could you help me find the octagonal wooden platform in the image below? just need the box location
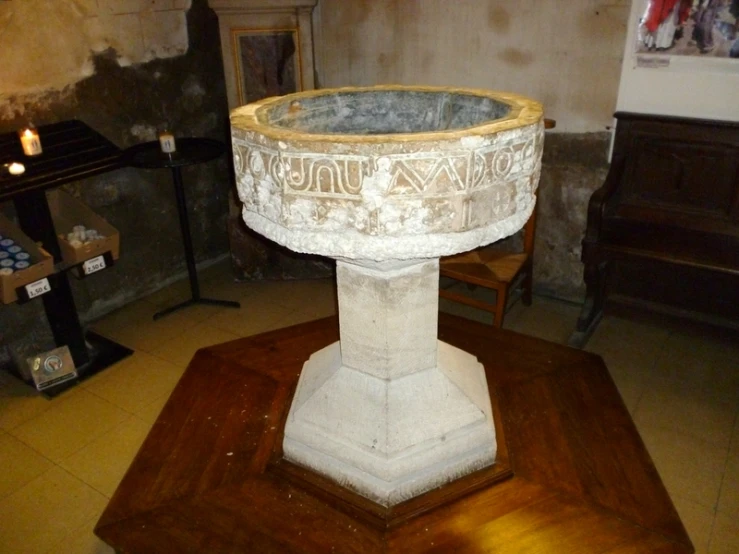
[95,314,693,553]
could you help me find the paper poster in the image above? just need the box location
[636,0,739,58]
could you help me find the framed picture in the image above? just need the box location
[231,29,302,106]
[636,0,739,58]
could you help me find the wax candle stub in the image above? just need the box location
[66,224,104,247]
[19,127,42,156]
[8,162,25,175]
[159,131,176,153]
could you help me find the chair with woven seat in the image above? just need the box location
[439,207,537,328]
[439,118,554,328]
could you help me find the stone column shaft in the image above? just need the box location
[337,259,439,380]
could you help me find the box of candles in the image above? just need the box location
[0,214,54,304]
[47,189,120,266]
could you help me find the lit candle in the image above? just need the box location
[19,127,43,156]
[8,162,25,175]
[159,130,176,153]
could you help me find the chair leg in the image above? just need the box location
[493,285,507,328]
[522,264,533,306]
[576,260,608,333]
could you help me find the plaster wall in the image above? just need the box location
[314,0,631,134]
[0,0,191,100]
[0,0,231,349]
[314,0,626,300]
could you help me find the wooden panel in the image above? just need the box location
[608,259,739,323]
[618,133,739,219]
[96,315,693,553]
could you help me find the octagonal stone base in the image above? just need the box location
[284,340,496,507]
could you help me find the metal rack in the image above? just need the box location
[0,120,132,396]
[124,138,240,319]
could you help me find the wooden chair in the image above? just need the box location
[439,118,554,328]
[439,207,538,328]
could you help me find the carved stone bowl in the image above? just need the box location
[230,85,544,261]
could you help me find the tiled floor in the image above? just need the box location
[0,261,737,553]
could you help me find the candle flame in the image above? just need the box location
[23,129,34,138]
[8,162,25,175]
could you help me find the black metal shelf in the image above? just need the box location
[0,120,122,201]
[124,138,240,320]
[1,120,132,395]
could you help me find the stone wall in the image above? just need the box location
[537,133,611,301]
[0,0,232,344]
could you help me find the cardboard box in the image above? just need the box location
[47,189,120,265]
[0,214,55,304]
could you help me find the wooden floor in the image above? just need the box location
[95,314,693,553]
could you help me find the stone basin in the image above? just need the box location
[230,85,544,261]
[230,86,544,507]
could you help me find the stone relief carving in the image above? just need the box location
[232,120,543,238]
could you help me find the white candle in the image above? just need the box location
[159,131,176,153]
[8,162,25,175]
[19,128,42,156]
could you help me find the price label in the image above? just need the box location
[82,255,106,275]
[25,278,51,299]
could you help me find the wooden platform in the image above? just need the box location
[95,315,693,553]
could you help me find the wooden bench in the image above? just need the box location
[570,112,739,346]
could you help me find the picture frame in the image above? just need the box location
[231,28,303,106]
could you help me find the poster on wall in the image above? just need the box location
[616,0,739,121]
[635,0,739,59]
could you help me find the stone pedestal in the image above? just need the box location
[230,85,544,505]
[284,259,496,505]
